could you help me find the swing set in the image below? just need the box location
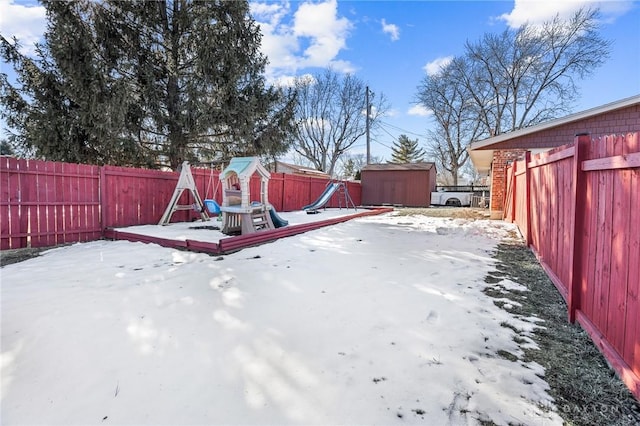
[158,161,222,226]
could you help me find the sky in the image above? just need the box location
[1,210,565,425]
[1,0,639,163]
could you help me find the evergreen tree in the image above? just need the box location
[390,134,425,163]
[0,139,14,156]
[340,158,356,180]
[1,0,295,169]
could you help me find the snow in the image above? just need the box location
[1,211,563,425]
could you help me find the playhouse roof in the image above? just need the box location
[221,157,270,180]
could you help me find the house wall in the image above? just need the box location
[362,169,434,207]
[493,104,640,150]
[488,104,640,217]
[490,150,526,218]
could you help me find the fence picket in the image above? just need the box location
[505,132,640,400]
[606,136,630,353]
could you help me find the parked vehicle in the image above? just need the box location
[430,190,473,207]
[430,185,489,208]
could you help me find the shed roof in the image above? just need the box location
[221,157,270,180]
[362,162,436,171]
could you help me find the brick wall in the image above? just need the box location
[490,149,526,218]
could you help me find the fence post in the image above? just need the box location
[568,134,590,322]
[510,161,517,222]
[525,151,532,246]
[279,173,284,211]
[99,166,107,234]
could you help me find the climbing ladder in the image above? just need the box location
[243,208,273,234]
[158,161,208,225]
[222,205,274,235]
[336,182,357,210]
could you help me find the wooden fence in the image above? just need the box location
[503,132,640,400]
[1,157,361,250]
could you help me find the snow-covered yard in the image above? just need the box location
[1,212,563,425]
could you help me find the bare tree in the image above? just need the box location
[463,7,610,135]
[293,69,388,176]
[337,152,383,180]
[416,7,610,183]
[418,58,483,185]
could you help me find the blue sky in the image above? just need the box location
[1,0,639,162]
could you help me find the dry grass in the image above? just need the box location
[488,241,640,425]
[0,246,51,266]
[393,206,491,220]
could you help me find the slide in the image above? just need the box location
[268,205,289,228]
[302,183,341,212]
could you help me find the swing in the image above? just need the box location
[203,166,222,215]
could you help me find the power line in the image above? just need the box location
[377,125,399,149]
[378,120,429,139]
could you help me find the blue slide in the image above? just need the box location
[302,183,341,212]
[268,205,289,228]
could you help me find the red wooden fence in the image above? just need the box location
[503,132,640,400]
[1,158,361,250]
[1,157,101,249]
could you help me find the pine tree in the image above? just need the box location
[390,134,426,163]
[1,1,149,165]
[1,0,295,168]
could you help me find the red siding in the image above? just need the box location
[492,104,640,151]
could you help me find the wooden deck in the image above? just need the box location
[104,207,393,255]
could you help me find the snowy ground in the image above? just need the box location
[1,211,563,425]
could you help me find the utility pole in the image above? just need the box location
[366,86,371,165]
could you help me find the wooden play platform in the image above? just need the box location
[104,207,393,255]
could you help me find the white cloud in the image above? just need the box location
[408,105,432,117]
[498,0,635,28]
[385,109,399,118]
[381,18,399,41]
[0,0,46,56]
[423,56,453,76]
[250,1,289,25]
[272,74,298,88]
[293,0,352,67]
[251,0,354,82]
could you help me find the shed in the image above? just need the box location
[468,95,640,218]
[361,162,437,207]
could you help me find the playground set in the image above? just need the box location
[157,157,358,236]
